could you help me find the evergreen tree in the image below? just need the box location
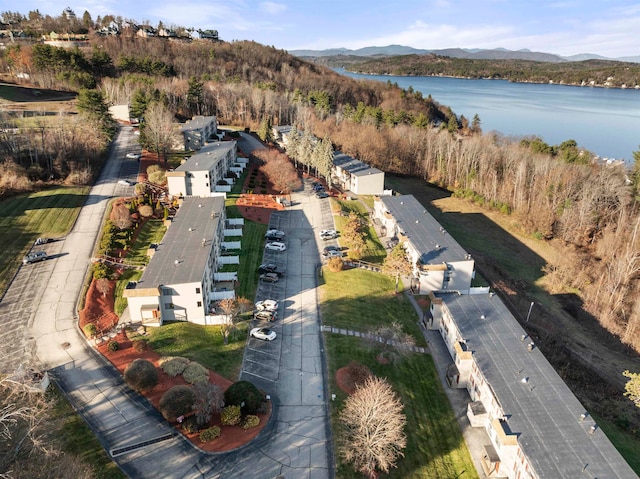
[187,76,204,116]
[257,117,273,143]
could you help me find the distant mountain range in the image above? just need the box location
[289,45,640,64]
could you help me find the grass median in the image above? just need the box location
[320,267,477,478]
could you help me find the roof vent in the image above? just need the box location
[520,334,526,342]
[480,314,486,320]
[589,424,598,435]
[520,377,529,384]
[188,227,193,232]
[416,220,419,223]
[580,412,589,421]
[527,342,535,351]
[400,201,404,205]
[201,238,206,247]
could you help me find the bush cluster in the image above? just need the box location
[220,405,242,426]
[199,426,221,442]
[132,339,147,352]
[83,323,97,338]
[107,340,119,351]
[124,358,158,392]
[224,381,263,414]
[181,416,199,434]
[182,361,209,385]
[242,415,260,430]
[159,385,196,421]
[159,356,190,377]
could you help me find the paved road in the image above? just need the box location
[1,128,335,478]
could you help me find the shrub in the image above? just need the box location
[83,323,97,338]
[159,385,196,422]
[242,415,260,430]
[132,339,147,352]
[181,416,199,434]
[220,405,241,426]
[124,358,159,392]
[107,340,119,351]
[199,426,221,442]
[193,382,224,427]
[346,361,373,389]
[182,361,209,385]
[138,204,154,218]
[327,257,344,272]
[93,263,112,280]
[159,356,190,377]
[224,381,263,414]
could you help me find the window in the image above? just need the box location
[196,287,201,294]
[161,287,171,295]
[197,301,202,307]
[164,303,174,309]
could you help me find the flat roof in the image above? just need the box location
[438,292,637,478]
[333,152,383,177]
[176,141,236,172]
[134,196,224,288]
[180,115,216,132]
[381,195,469,264]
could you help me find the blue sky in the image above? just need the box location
[9,0,640,57]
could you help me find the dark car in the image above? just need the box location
[316,191,329,199]
[254,310,277,322]
[260,272,280,283]
[258,263,277,273]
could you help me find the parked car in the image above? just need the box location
[125,152,141,159]
[23,251,47,265]
[260,272,280,283]
[258,263,277,273]
[254,310,277,322]
[316,191,329,199]
[322,245,340,256]
[319,229,337,240]
[265,229,285,237]
[250,327,277,341]
[118,179,134,186]
[34,237,52,245]
[265,230,285,241]
[255,299,279,311]
[312,184,324,191]
[325,250,343,259]
[265,242,286,252]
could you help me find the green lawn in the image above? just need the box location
[0,186,89,295]
[320,268,425,345]
[321,267,477,479]
[50,385,126,479]
[147,321,249,380]
[124,219,167,266]
[331,199,386,263]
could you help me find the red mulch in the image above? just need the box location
[97,333,270,452]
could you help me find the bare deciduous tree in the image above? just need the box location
[110,201,132,230]
[382,244,413,294]
[368,321,416,364]
[141,101,179,163]
[339,376,407,478]
[193,382,225,427]
[95,277,111,297]
[216,297,251,344]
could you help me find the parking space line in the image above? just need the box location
[242,370,277,383]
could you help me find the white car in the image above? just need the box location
[250,327,277,341]
[126,152,141,159]
[265,242,286,252]
[320,229,337,237]
[265,229,285,237]
[255,299,278,311]
[118,179,134,186]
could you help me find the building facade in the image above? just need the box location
[332,152,385,195]
[373,195,475,294]
[180,115,218,151]
[427,291,637,479]
[123,197,241,326]
[166,141,240,197]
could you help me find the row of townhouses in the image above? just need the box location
[372,193,636,479]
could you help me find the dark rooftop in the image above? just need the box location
[176,141,236,172]
[135,196,224,287]
[333,152,383,177]
[438,292,637,478]
[381,195,469,264]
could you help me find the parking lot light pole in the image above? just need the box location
[526,301,534,322]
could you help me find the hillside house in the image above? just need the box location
[428,291,637,478]
[332,152,385,195]
[373,195,475,293]
[166,141,245,197]
[181,115,218,151]
[123,196,243,326]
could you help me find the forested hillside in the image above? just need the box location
[1,11,640,435]
[319,53,640,88]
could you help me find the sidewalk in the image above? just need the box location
[404,292,491,479]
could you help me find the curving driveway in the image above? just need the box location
[0,128,335,478]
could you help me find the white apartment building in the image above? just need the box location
[332,152,385,195]
[180,115,218,151]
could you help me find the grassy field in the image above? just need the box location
[0,186,89,295]
[331,198,386,263]
[321,268,477,479]
[320,268,425,345]
[123,218,167,265]
[147,321,249,380]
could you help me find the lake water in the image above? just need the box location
[336,69,640,162]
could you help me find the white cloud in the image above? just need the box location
[260,2,287,14]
